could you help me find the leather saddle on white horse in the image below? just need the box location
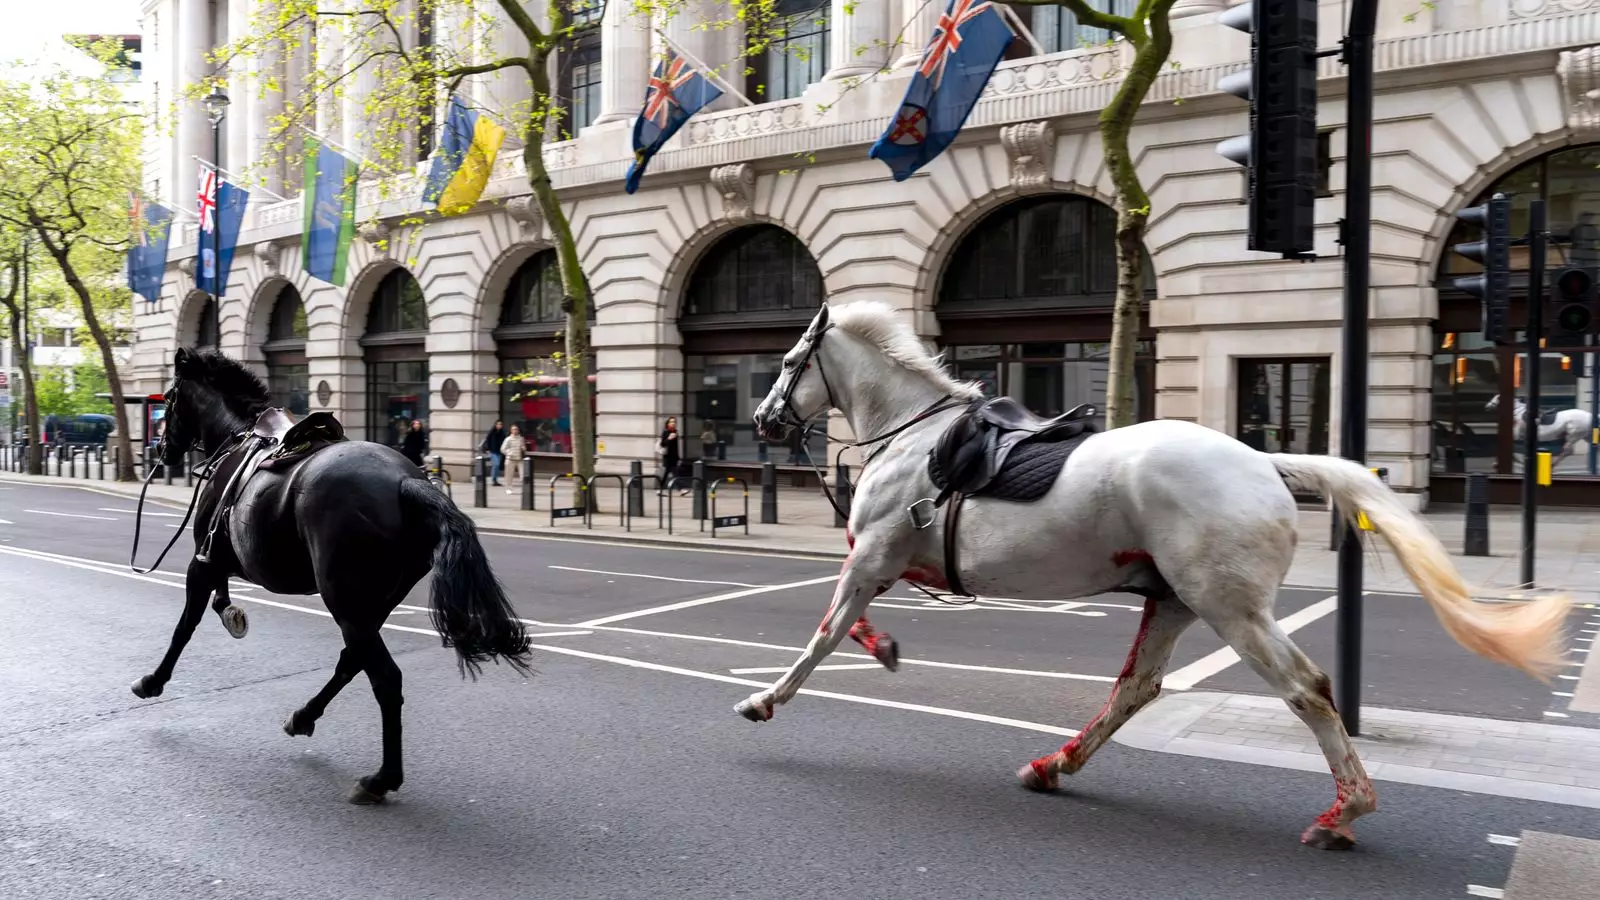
[927,396,1099,509]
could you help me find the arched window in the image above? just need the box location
[936,195,1156,426]
[264,284,309,416]
[360,268,428,449]
[683,224,823,322]
[680,225,826,465]
[194,295,220,350]
[366,268,427,335]
[1431,143,1600,483]
[494,250,596,455]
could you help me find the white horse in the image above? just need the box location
[1486,393,1593,470]
[741,301,1570,850]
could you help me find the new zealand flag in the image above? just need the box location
[625,49,723,194]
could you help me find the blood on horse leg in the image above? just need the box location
[849,616,899,671]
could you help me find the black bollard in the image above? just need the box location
[761,462,778,524]
[98,445,105,480]
[521,457,534,511]
[112,444,121,480]
[692,459,707,520]
[185,449,196,486]
[1464,472,1490,557]
[164,446,173,485]
[627,460,644,518]
[757,440,769,463]
[834,462,852,528]
[717,440,727,461]
[68,447,77,479]
[473,455,488,508]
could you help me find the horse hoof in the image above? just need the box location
[346,779,387,805]
[130,675,162,700]
[283,712,315,738]
[219,605,249,639]
[1017,762,1058,793]
[735,697,773,723]
[1301,824,1356,851]
[873,636,900,672]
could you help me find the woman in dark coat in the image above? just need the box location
[401,419,428,467]
[657,416,682,495]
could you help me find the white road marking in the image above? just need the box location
[579,622,1116,683]
[1466,886,1505,899]
[24,509,117,521]
[100,507,184,518]
[1163,595,1344,691]
[574,575,840,627]
[1543,711,1571,718]
[0,543,1076,738]
[1487,833,1521,847]
[0,518,11,525]
[1560,674,1580,681]
[548,565,762,588]
[729,663,885,675]
[1553,691,1575,698]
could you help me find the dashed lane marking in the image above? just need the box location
[1488,834,1522,847]
[99,507,184,518]
[1466,886,1504,898]
[24,509,117,521]
[574,575,840,627]
[728,663,883,674]
[547,565,763,588]
[1162,595,1344,691]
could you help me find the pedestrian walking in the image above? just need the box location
[501,425,526,494]
[657,416,685,496]
[483,419,507,486]
[401,419,428,467]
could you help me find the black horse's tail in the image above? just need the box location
[399,478,534,679]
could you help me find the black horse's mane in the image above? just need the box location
[185,348,272,421]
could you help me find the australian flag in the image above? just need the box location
[869,0,1013,181]
[625,49,723,194]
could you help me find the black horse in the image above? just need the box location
[131,347,533,803]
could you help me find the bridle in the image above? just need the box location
[128,377,243,575]
[769,322,965,522]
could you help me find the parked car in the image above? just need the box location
[41,413,114,446]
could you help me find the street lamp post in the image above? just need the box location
[202,87,230,320]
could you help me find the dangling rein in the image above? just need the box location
[128,435,243,575]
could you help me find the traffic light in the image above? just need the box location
[1215,0,1319,257]
[1451,193,1511,344]
[1551,265,1598,336]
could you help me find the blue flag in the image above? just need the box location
[302,137,358,286]
[625,49,723,194]
[869,0,1013,181]
[199,180,249,296]
[127,193,173,305]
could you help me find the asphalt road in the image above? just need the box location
[1,479,1596,899]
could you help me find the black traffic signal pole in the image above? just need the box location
[1335,0,1378,738]
[1522,200,1546,587]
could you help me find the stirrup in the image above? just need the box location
[906,498,938,530]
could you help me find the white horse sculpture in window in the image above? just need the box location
[742,301,1570,851]
[1486,393,1593,471]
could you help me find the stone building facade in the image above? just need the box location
[129,0,1600,507]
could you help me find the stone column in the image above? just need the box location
[227,0,253,181]
[176,0,212,205]
[1170,0,1228,18]
[483,1,533,148]
[893,0,940,69]
[252,6,289,197]
[825,0,890,81]
[593,0,652,124]
[315,1,345,146]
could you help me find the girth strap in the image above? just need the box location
[195,436,274,563]
[942,492,974,599]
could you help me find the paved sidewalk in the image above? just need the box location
[5,465,1600,597]
[1113,691,1600,810]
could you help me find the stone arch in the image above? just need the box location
[242,275,295,372]
[657,214,810,326]
[339,259,405,354]
[917,184,1140,318]
[175,289,220,350]
[1424,133,1586,278]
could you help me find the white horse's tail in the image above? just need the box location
[1269,453,1571,683]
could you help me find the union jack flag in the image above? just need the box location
[197,167,218,232]
[643,56,697,129]
[130,190,148,247]
[918,0,995,90]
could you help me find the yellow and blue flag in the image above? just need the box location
[625,49,722,194]
[423,94,506,215]
[869,0,1013,181]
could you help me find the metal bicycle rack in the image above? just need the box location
[548,473,588,526]
[662,475,703,535]
[585,474,627,530]
[708,477,749,537]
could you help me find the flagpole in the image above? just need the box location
[653,30,756,108]
[191,155,291,202]
[996,6,1045,57]
[300,127,378,169]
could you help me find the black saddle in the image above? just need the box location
[1538,408,1560,427]
[256,411,348,472]
[928,397,1099,506]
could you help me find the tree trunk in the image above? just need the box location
[1106,209,1146,429]
[526,56,596,508]
[2,283,42,475]
[35,229,135,480]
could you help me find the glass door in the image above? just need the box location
[1236,358,1332,454]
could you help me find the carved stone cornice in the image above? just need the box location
[254,239,282,273]
[358,222,391,256]
[710,163,756,221]
[999,120,1056,190]
[506,196,544,236]
[1558,44,1600,132]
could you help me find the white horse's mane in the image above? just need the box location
[828,300,985,400]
